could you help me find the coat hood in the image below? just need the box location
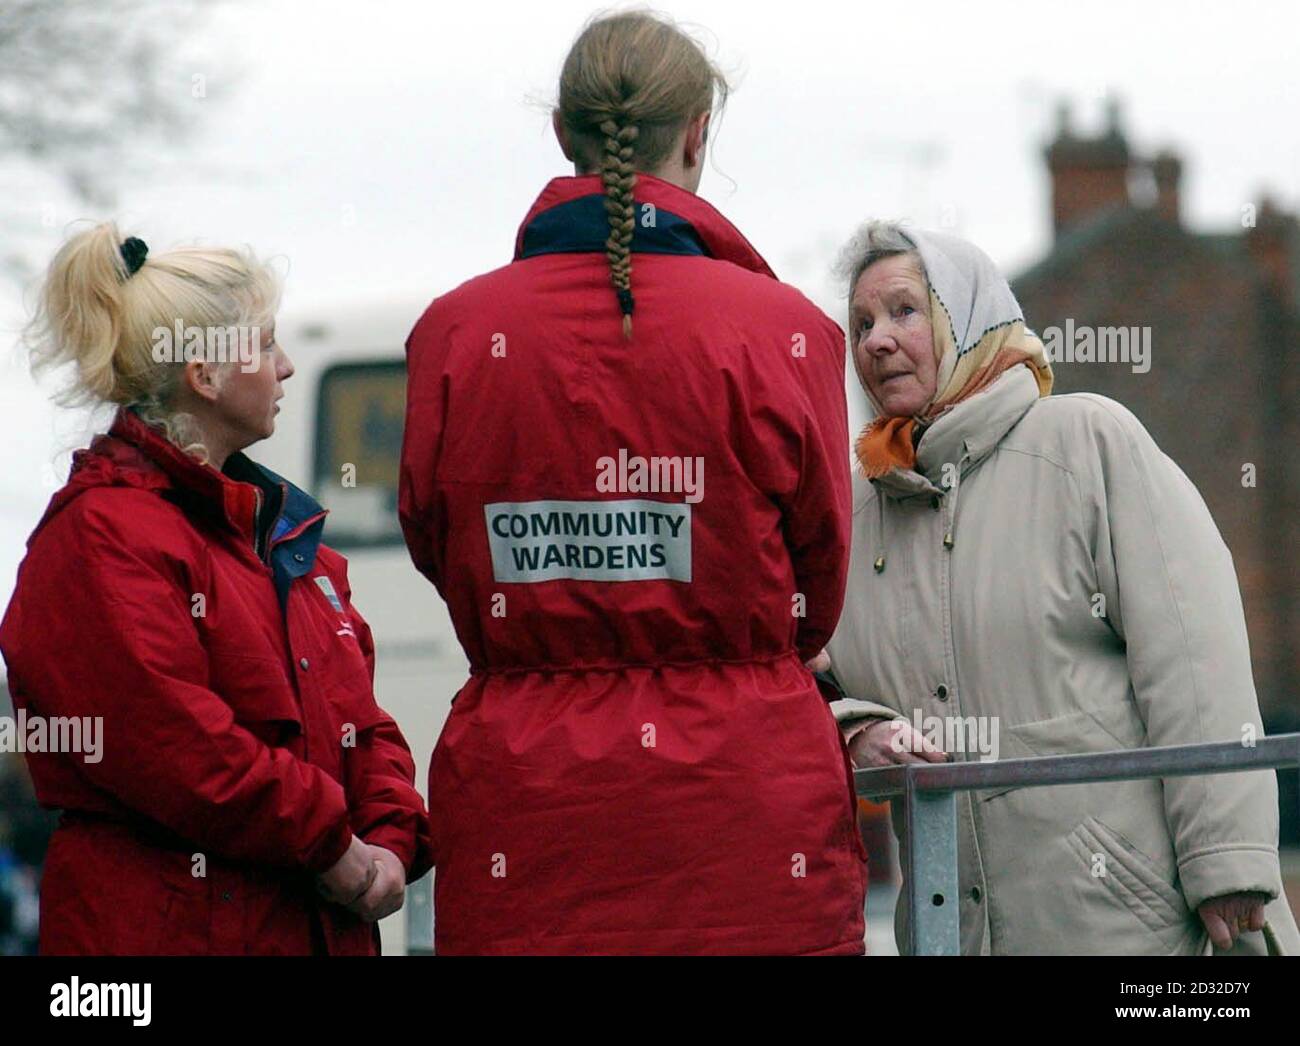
[873,365,1041,502]
[31,407,259,549]
[865,366,1041,573]
[29,408,329,604]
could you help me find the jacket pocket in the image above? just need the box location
[208,650,302,732]
[152,867,212,955]
[1067,814,1189,932]
[975,728,1035,801]
[977,700,1147,802]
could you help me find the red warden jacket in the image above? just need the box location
[400,173,867,954]
[0,407,433,955]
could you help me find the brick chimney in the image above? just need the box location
[1247,195,1298,308]
[1151,149,1182,225]
[1045,97,1131,238]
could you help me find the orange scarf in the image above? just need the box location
[855,415,919,479]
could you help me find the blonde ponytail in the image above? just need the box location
[28,222,136,406]
[26,221,282,463]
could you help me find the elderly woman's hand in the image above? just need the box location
[848,717,950,768]
[1198,891,1269,950]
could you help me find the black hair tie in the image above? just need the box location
[616,287,634,316]
[120,237,148,277]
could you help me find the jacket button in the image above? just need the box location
[299,657,309,671]
[873,556,885,573]
[942,532,954,550]
[222,890,233,902]
[293,553,305,563]
[970,885,982,902]
[936,684,949,701]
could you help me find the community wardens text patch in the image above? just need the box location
[484,499,691,583]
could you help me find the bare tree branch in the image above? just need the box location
[0,0,233,280]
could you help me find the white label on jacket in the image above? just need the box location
[484,499,691,583]
[314,575,344,612]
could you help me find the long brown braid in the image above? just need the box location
[600,118,639,339]
[556,12,730,342]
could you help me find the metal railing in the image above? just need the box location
[854,733,1300,955]
[402,733,1300,954]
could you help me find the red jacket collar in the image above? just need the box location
[513,174,776,278]
[31,407,261,548]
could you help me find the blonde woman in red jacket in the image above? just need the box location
[1,223,432,954]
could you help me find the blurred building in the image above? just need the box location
[1012,100,1299,739]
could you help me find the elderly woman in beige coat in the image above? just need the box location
[825,221,1300,956]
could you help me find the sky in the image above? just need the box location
[1,0,1297,619]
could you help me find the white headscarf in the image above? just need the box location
[854,226,1054,478]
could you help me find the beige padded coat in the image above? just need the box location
[828,365,1300,955]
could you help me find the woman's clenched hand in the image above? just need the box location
[347,845,407,923]
[317,834,378,908]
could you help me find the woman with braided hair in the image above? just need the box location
[400,10,866,953]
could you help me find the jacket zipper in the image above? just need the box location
[251,482,289,565]
[251,486,267,561]
[263,482,291,556]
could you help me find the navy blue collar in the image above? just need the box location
[224,453,327,611]
[513,175,775,276]
[519,193,708,260]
